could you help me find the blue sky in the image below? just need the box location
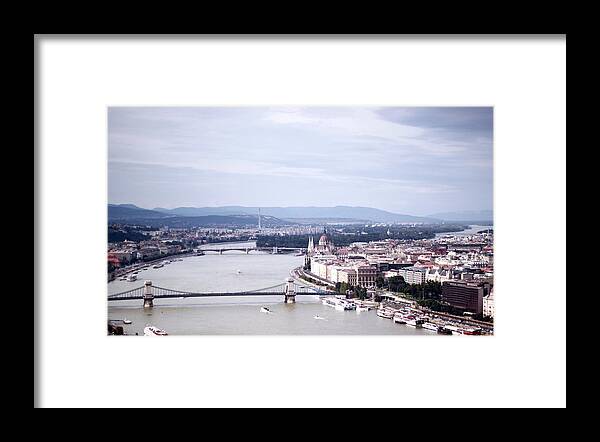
[108,107,493,216]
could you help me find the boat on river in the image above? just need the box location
[143,325,168,336]
[260,307,272,314]
[376,309,394,319]
[404,315,424,328]
[422,322,439,332]
[393,313,406,324]
[322,297,355,311]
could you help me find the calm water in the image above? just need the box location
[107,241,432,336]
[435,224,493,238]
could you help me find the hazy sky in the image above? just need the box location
[108,107,493,216]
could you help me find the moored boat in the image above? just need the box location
[393,313,406,324]
[143,325,168,336]
[404,315,424,328]
[322,297,355,310]
[422,322,439,332]
[437,326,453,335]
[376,309,394,319]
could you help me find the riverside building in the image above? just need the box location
[483,288,495,318]
[441,280,490,315]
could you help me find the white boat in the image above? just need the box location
[322,297,355,311]
[404,316,424,328]
[376,309,394,319]
[345,301,356,310]
[237,269,242,274]
[143,325,168,336]
[422,322,439,332]
[260,307,272,314]
[123,319,132,324]
[393,313,406,324]
[356,306,369,312]
[314,315,326,320]
[444,325,460,334]
[127,274,137,282]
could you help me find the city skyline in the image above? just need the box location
[108,106,493,216]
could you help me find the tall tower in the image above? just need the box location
[307,236,314,253]
[258,208,261,230]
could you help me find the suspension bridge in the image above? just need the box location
[107,279,332,307]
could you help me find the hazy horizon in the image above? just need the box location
[108,107,493,216]
[108,201,492,218]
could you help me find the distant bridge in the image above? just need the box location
[198,246,305,254]
[107,279,332,307]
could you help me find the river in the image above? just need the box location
[435,224,493,238]
[107,241,432,336]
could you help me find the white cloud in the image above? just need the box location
[108,106,492,213]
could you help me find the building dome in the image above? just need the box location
[319,234,329,246]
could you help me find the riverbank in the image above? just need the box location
[291,266,336,290]
[290,267,493,334]
[108,250,198,282]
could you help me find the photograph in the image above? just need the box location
[36,34,566,408]
[107,106,494,336]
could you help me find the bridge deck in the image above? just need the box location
[108,282,332,301]
[108,292,325,301]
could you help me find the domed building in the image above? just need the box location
[307,228,335,255]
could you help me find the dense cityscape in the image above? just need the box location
[108,213,494,336]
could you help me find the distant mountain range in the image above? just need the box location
[108,204,492,225]
[108,204,171,220]
[107,205,286,227]
[135,214,287,228]
[150,205,438,224]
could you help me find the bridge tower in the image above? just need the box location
[143,280,154,308]
[284,277,296,303]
